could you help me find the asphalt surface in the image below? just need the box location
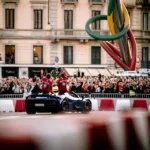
[0,112,89,120]
[0,112,91,150]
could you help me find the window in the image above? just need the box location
[63,46,73,64]
[5,45,15,64]
[33,46,43,64]
[143,13,148,30]
[64,10,73,29]
[5,9,15,29]
[34,10,43,29]
[64,10,73,35]
[91,46,101,64]
[142,47,149,68]
[92,10,101,30]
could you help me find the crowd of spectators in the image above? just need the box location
[0,73,150,97]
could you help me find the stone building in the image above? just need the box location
[0,0,149,77]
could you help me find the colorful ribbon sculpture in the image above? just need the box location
[86,0,137,71]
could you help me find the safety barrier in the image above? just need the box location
[99,99,115,111]
[115,99,131,111]
[0,94,23,99]
[0,93,150,112]
[1,111,150,150]
[0,100,14,112]
[1,93,150,99]
[15,99,26,112]
[0,98,149,112]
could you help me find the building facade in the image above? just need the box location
[0,0,150,77]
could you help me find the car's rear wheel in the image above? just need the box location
[26,108,36,114]
[62,99,69,112]
[84,100,92,113]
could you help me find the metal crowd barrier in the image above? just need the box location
[0,94,23,99]
[90,93,150,98]
[0,93,150,99]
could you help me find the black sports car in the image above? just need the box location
[25,92,92,114]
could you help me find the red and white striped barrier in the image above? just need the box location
[0,111,150,150]
[15,99,26,112]
[0,99,150,112]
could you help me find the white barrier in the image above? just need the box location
[115,99,131,111]
[91,99,99,111]
[0,112,150,150]
[0,100,14,112]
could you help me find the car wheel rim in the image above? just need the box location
[85,101,91,111]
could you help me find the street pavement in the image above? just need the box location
[0,112,89,120]
[0,112,91,150]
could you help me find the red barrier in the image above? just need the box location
[0,137,38,150]
[15,100,26,112]
[132,100,148,111]
[99,99,114,111]
[87,112,150,150]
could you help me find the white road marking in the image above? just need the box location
[0,116,20,120]
[50,116,66,119]
[21,116,44,119]
[0,114,89,120]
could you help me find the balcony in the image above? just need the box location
[0,29,51,39]
[132,29,150,40]
[123,0,136,7]
[136,0,150,6]
[1,0,20,5]
[89,0,105,6]
[61,0,78,6]
[30,0,47,4]
[51,29,109,41]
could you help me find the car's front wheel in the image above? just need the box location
[84,99,92,113]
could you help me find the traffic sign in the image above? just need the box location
[55,56,59,63]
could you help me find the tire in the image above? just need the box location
[84,100,92,113]
[26,108,36,114]
[51,111,59,114]
[61,99,69,112]
[51,109,60,114]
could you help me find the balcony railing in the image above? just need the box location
[89,0,105,5]
[61,0,78,5]
[141,61,150,68]
[1,0,20,4]
[123,0,136,7]
[136,0,150,6]
[0,29,51,39]
[51,29,109,40]
[132,29,150,39]
[30,0,48,4]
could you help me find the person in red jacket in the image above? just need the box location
[41,70,53,94]
[57,74,68,95]
[57,67,68,80]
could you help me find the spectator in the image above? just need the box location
[0,72,150,96]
